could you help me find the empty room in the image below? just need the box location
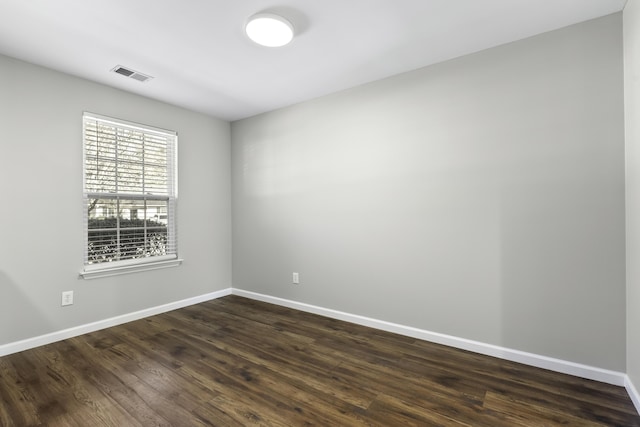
[1,0,640,425]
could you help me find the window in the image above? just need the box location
[81,113,180,279]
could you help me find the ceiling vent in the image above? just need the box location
[111,65,153,83]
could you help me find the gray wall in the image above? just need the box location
[232,14,626,371]
[0,54,231,345]
[625,0,640,391]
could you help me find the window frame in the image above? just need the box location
[80,112,181,279]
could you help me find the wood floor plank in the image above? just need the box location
[160,308,380,412]
[365,392,477,427]
[0,295,638,426]
[165,330,370,425]
[0,357,42,426]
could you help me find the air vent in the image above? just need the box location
[111,65,153,83]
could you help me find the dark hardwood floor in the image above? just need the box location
[0,295,638,426]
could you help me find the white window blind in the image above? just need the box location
[82,113,179,277]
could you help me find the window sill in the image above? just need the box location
[80,257,183,280]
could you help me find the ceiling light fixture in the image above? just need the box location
[245,13,294,47]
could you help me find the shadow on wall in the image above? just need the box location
[0,270,49,347]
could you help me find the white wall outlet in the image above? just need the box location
[292,272,300,284]
[61,290,74,306]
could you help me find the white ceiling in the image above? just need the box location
[0,0,627,121]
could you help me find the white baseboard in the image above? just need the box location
[627,375,640,415]
[0,286,633,402]
[0,288,232,357]
[232,288,627,387]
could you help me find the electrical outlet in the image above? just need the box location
[292,272,300,285]
[61,290,74,306]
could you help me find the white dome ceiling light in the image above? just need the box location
[245,13,294,47]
